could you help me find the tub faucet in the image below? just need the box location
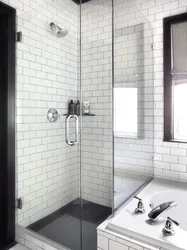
[148,201,177,221]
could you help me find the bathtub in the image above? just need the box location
[107,178,187,250]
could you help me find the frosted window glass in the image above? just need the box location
[174,83,187,140]
[114,88,137,137]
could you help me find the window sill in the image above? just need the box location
[163,139,187,144]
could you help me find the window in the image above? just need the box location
[164,13,187,142]
[114,87,138,137]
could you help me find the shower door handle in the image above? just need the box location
[65,114,78,146]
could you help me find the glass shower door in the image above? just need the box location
[16,0,82,249]
[80,0,113,249]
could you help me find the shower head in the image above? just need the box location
[50,22,68,37]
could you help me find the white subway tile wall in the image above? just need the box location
[81,0,154,209]
[131,0,187,181]
[82,0,187,188]
[2,0,187,233]
[114,9,154,181]
[1,0,80,226]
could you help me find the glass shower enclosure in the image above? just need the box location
[16,0,154,249]
[113,0,154,209]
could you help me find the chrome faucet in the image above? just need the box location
[148,201,177,221]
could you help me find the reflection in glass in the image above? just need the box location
[113,1,154,210]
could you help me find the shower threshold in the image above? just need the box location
[28,199,111,250]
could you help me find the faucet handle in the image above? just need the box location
[134,196,145,214]
[167,217,180,226]
[134,195,142,201]
[162,217,179,236]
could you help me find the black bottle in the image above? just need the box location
[76,100,80,115]
[69,100,75,114]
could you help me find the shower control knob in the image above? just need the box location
[47,109,59,122]
[134,196,145,214]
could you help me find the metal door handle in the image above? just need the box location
[65,115,78,146]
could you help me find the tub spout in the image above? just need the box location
[148,201,177,221]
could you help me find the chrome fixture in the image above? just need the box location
[134,196,145,214]
[162,217,179,236]
[47,109,59,122]
[148,201,177,221]
[50,22,68,37]
[65,114,78,146]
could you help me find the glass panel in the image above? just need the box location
[16,0,114,248]
[80,0,113,248]
[17,0,82,249]
[113,0,154,210]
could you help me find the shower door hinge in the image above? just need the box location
[16,31,22,42]
[16,197,23,209]
[151,44,154,50]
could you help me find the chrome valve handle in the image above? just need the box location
[134,196,142,201]
[134,196,145,214]
[162,217,179,236]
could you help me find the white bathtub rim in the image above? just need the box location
[107,223,184,250]
[105,178,187,250]
[98,221,162,250]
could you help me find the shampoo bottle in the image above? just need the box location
[76,100,80,115]
[69,100,75,114]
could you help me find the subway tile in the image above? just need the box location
[10,0,187,239]
[109,240,128,250]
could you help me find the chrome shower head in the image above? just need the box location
[50,22,68,37]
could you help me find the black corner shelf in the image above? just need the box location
[82,114,95,116]
[63,114,95,116]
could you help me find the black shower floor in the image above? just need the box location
[28,199,112,250]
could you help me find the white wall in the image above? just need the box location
[113,0,187,182]
[1,0,79,227]
[114,4,154,181]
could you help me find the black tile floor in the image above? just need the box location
[28,199,112,250]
